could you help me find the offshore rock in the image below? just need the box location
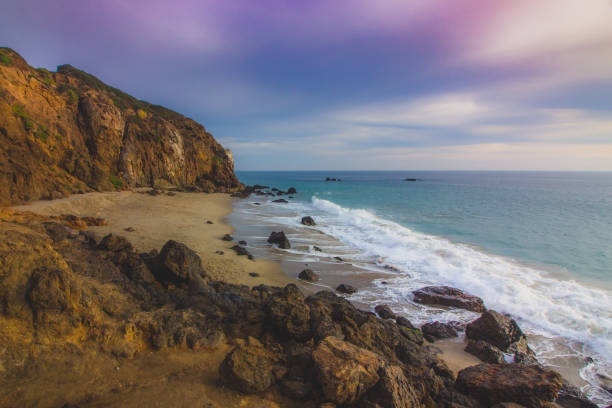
[267,231,291,249]
[301,216,316,226]
[298,269,319,282]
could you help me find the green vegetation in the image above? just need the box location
[11,104,29,119]
[54,133,63,141]
[33,124,48,142]
[109,175,124,189]
[64,184,73,193]
[24,119,34,131]
[57,84,79,103]
[36,67,56,86]
[0,53,11,66]
[213,156,224,166]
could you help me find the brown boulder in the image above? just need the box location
[298,268,319,282]
[375,304,396,320]
[421,321,458,340]
[97,233,133,252]
[313,336,384,405]
[219,344,287,393]
[301,216,316,226]
[365,364,419,408]
[152,240,207,288]
[266,284,311,341]
[465,310,525,351]
[456,363,563,407]
[412,286,485,312]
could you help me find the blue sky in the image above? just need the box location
[1,0,612,170]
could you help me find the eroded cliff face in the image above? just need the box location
[0,47,241,205]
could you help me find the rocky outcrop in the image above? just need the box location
[336,283,357,294]
[0,210,577,408]
[421,321,458,341]
[298,268,319,282]
[456,363,563,407]
[412,285,485,312]
[0,48,241,205]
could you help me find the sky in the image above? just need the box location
[1,0,612,170]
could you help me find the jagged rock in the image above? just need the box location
[272,199,288,203]
[266,284,311,340]
[42,221,71,243]
[421,321,458,340]
[97,233,133,252]
[466,310,524,351]
[456,363,563,407]
[375,304,396,320]
[219,344,286,393]
[313,336,384,405]
[267,231,291,249]
[364,364,419,408]
[313,246,322,252]
[335,284,357,294]
[298,269,319,282]
[27,268,79,318]
[412,286,485,312]
[301,216,316,226]
[222,234,233,241]
[152,240,207,288]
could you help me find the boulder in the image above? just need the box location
[280,380,313,400]
[219,344,286,393]
[555,382,599,408]
[456,363,563,407]
[152,240,207,288]
[238,240,247,246]
[42,222,71,243]
[287,187,297,194]
[267,231,291,249]
[313,246,322,252]
[222,234,233,241]
[364,364,419,408]
[298,269,319,282]
[375,304,396,320]
[313,336,384,405]
[464,339,506,364]
[335,284,357,294]
[231,245,250,256]
[301,216,316,226]
[396,316,417,330]
[421,321,458,340]
[465,310,525,351]
[266,284,311,340]
[412,286,485,312]
[97,233,133,252]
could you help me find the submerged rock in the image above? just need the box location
[412,285,485,312]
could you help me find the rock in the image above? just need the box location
[27,268,79,318]
[219,344,286,393]
[456,363,563,407]
[335,284,357,294]
[333,256,344,262]
[215,250,224,255]
[313,246,322,252]
[464,339,506,364]
[287,187,297,194]
[465,310,525,351]
[404,178,417,182]
[396,316,416,330]
[249,272,260,277]
[298,269,319,282]
[97,233,133,252]
[267,231,291,249]
[272,199,288,203]
[152,240,207,288]
[421,321,458,340]
[281,380,313,400]
[412,286,485,312]
[166,191,176,196]
[206,220,213,224]
[124,227,135,232]
[364,364,419,408]
[301,216,316,226]
[222,234,234,241]
[253,185,269,190]
[266,284,311,340]
[238,240,247,246]
[313,336,384,405]
[555,382,599,408]
[375,304,396,320]
[231,245,250,256]
[42,222,71,243]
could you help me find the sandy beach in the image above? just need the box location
[15,190,290,288]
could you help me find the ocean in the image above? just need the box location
[229,171,612,405]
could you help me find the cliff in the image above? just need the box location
[0,47,241,206]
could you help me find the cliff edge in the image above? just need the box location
[0,47,241,205]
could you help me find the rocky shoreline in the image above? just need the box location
[0,193,601,408]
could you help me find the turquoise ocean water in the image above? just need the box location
[234,171,612,403]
